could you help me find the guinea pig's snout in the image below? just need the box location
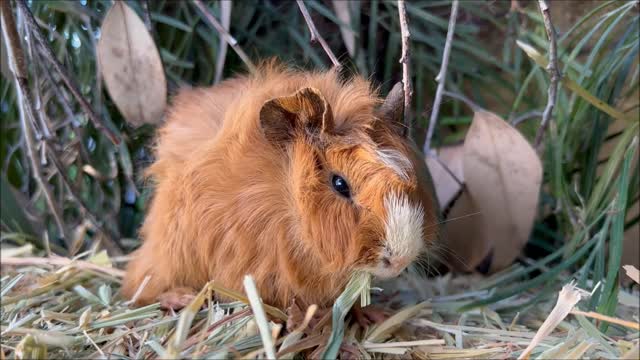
[370,252,413,279]
[384,255,411,274]
[370,192,425,279]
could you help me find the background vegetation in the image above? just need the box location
[1,0,638,358]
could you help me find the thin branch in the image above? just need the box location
[423,0,459,155]
[397,0,413,138]
[434,155,463,187]
[442,90,481,112]
[534,0,560,149]
[22,15,52,140]
[192,0,257,74]
[296,0,342,70]
[140,0,152,33]
[15,0,121,145]
[35,47,79,127]
[214,0,232,84]
[511,110,544,126]
[1,0,66,241]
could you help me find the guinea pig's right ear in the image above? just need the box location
[379,82,407,138]
[259,87,334,144]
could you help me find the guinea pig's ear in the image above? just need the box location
[379,82,407,138]
[259,87,334,144]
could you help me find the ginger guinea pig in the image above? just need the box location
[122,62,439,309]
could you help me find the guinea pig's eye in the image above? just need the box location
[331,174,351,198]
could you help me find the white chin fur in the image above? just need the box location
[383,192,425,260]
[369,265,405,279]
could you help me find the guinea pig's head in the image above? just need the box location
[259,80,439,280]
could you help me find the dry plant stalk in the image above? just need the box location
[570,310,640,330]
[534,0,561,149]
[192,0,256,73]
[397,0,412,136]
[518,282,584,359]
[424,0,459,154]
[296,0,342,70]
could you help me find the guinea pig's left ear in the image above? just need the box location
[379,82,407,138]
[259,87,334,144]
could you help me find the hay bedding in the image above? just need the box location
[1,247,638,359]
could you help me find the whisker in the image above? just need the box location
[428,243,472,270]
[425,211,482,230]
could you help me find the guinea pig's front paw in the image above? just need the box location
[157,287,197,311]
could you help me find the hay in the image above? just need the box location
[1,248,638,359]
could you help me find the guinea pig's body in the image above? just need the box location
[122,62,439,309]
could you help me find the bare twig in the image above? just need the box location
[32,48,76,123]
[22,15,52,140]
[140,0,152,33]
[511,110,544,126]
[1,0,66,240]
[534,0,560,149]
[192,0,257,74]
[423,0,459,155]
[397,0,413,137]
[296,0,342,70]
[15,0,121,145]
[442,90,481,112]
[214,0,232,84]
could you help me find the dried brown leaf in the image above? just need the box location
[440,189,490,272]
[463,110,542,272]
[97,1,166,126]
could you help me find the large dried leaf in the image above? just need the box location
[97,2,166,126]
[463,110,542,272]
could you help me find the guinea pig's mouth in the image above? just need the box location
[365,254,415,279]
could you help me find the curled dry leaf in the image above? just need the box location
[463,110,542,272]
[622,265,639,284]
[426,145,464,211]
[97,1,166,127]
[426,145,492,272]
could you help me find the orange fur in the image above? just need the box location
[122,61,439,309]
